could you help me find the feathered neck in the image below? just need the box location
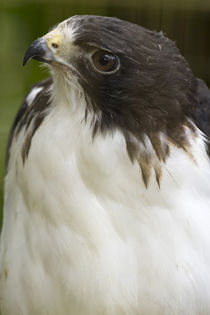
[49,71,209,189]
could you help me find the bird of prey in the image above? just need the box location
[0,15,210,315]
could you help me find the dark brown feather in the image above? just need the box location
[6,78,52,168]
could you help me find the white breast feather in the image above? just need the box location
[0,78,210,315]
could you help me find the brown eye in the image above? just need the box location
[91,50,119,73]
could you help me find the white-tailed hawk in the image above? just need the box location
[0,15,210,315]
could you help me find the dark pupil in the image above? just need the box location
[92,50,118,72]
[99,54,111,66]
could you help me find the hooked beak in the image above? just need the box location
[23,37,56,66]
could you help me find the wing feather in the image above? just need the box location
[195,78,210,154]
[6,78,53,167]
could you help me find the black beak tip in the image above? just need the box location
[22,37,51,67]
[22,52,30,66]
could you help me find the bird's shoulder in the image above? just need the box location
[6,77,53,166]
[195,78,210,154]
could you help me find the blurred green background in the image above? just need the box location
[0,0,210,227]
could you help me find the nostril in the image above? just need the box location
[51,43,59,49]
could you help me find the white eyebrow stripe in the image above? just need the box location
[26,86,43,106]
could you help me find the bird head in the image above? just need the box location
[23,15,197,163]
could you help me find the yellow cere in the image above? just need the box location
[45,31,62,52]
